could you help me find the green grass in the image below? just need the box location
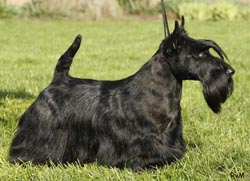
[0,19,249,180]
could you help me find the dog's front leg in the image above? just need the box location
[126,134,183,171]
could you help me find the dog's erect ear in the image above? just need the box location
[173,20,180,35]
[170,17,187,50]
[164,21,180,53]
[172,16,186,37]
[180,16,185,29]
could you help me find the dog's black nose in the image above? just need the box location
[226,68,235,76]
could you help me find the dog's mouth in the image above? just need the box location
[201,72,234,113]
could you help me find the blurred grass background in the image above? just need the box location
[0,0,250,180]
[0,0,250,20]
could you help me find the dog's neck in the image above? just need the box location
[125,52,182,112]
[121,52,183,135]
[151,52,182,103]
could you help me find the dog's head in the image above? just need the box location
[159,0,234,113]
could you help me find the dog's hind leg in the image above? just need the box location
[54,34,82,78]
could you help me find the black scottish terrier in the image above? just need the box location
[9,1,234,171]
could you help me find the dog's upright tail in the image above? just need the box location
[54,34,82,78]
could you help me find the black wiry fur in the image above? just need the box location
[9,17,234,171]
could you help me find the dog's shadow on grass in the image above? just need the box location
[0,90,35,100]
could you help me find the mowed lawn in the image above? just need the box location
[0,19,249,180]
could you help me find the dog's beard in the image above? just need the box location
[202,71,234,113]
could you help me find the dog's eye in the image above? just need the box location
[194,52,205,59]
[167,49,172,54]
